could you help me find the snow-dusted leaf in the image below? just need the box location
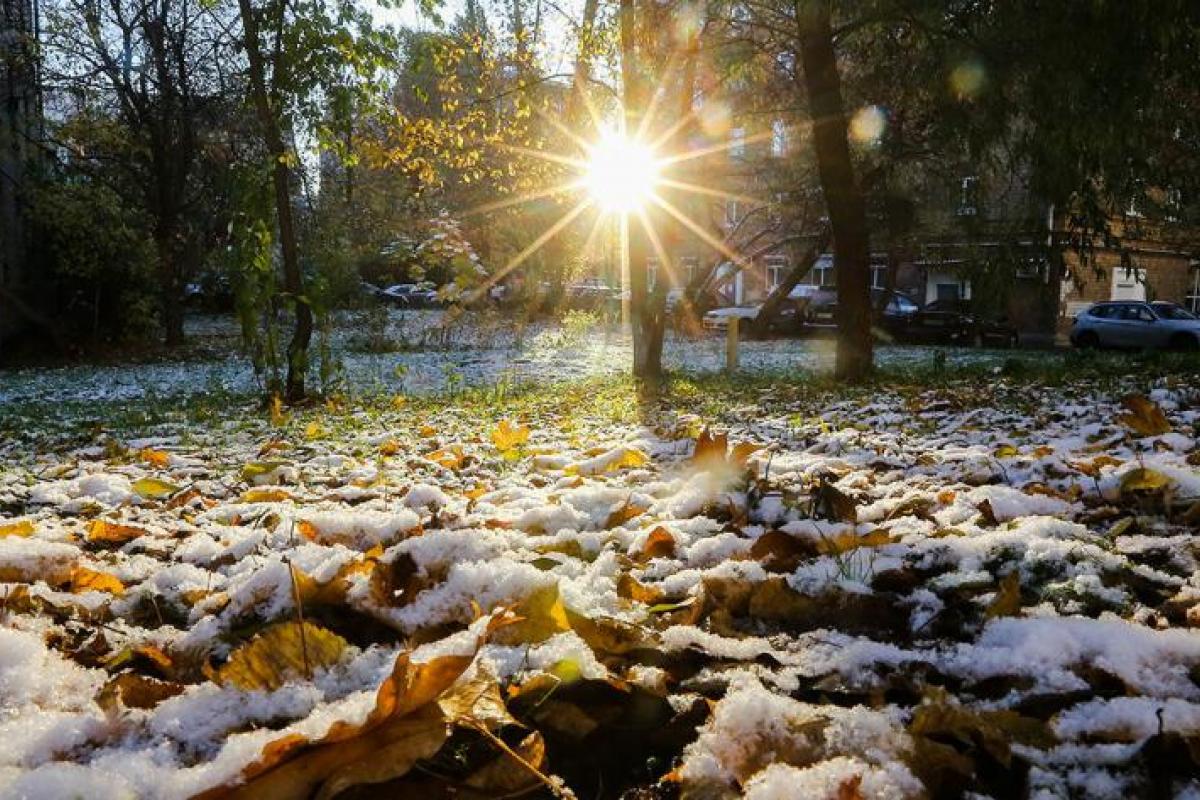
[1117,395,1172,437]
[0,519,34,538]
[211,621,349,691]
[132,477,181,499]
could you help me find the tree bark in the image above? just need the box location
[618,0,658,381]
[237,0,312,401]
[797,0,872,380]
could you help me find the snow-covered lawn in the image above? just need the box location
[1,369,1199,799]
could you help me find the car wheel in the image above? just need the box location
[1169,333,1199,352]
[1075,331,1100,349]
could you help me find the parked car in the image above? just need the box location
[565,279,615,310]
[900,298,1018,347]
[804,288,919,338]
[382,282,440,308]
[1070,301,1200,350]
[701,302,805,336]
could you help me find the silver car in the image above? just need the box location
[1071,301,1200,350]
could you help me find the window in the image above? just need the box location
[1119,304,1155,322]
[1188,263,1200,314]
[725,199,739,227]
[809,258,835,288]
[765,255,788,290]
[957,176,979,217]
[936,282,961,301]
[1111,265,1147,301]
[870,264,887,290]
[771,120,788,157]
[680,256,699,285]
[730,127,745,158]
[1089,304,1117,319]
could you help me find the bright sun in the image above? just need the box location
[583,133,661,213]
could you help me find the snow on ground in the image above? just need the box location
[0,366,1199,798]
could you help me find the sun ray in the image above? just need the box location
[579,207,609,260]
[461,179,585,217]
[657,128,776,167]
[535,105,596,155]
[635,206,680,292]
[648,192,747,267]
[468,198,594,305]
[634,50,684,143]
[647,108,698,152]
[500,143,589,171]
[656,177,762,206]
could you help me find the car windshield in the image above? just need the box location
[1152,303,1197,321]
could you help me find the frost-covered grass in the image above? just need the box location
[2,362,1200,799]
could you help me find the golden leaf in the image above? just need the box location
[985,571,1022,619]
[132,477,180,500]
[139,448,171,468]
[304,420,323,440]
[1117,395,1172,437]
[0,519,35,538]
[815,528,892,555]
[427,445,465,470]
[213,621,348,691]
[241,488,292,503]
[98,673,184,711]
[87,519,148,545]
[490,419,530,452]
[1120,467,1173,495]
[605,500,648,529]
[464,730,546,794]
[492,584,571,646]
[378,439,400,456]
[70,566,125,596]
[993,444,1020,459]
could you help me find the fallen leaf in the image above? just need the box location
[492,584,571,645]
[0,519,35,538]
[605,499,648,529]
[464,730,546,794]
[985,571,1022,619]
[241,488,292,503]
[98,673,184,711]
[490,419,530,453]
[1120,467,1174,495]
[427,445,466,470]
[87,519,148,545]
[132,477,180,500]
[815,529,892,556]
[637,526,677,561]
[70,566,125,596]
[1117,395,1172,437]
[212,621,348,691]
[138,448,171,468]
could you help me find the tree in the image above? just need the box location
[231,0,396,401]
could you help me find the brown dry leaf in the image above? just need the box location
[750,529,815,572]
[241,488,292,503]
[378,438,401,456]
[976,498,999,526]
[139,448,171,469]
[98,673,185,711]
[212,621,348,691]
[816,480,859,523]
[836,774,865,800]
[165,487,207,510]
[464,730,546,794]
[936,490,957,505]
[295,520,320,541]
[605,500,648,529]
[691,428,729,469]
[638,526,677,561]
[1117,395,1172,437]
[70,566,125,596]
[437,670,517,730]
[815,529,892,556]
[88,519,149,545]
[985,571,1022,619]
[491,584,571,646]
[566,608,648,655]
[910,688,1054,769]
[0,519,34,538]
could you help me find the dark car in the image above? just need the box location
[382,283,440,308]
[901,298,1018,347]
[804,288,919,338]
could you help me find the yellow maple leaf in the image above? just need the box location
[241,488,293,503]
[427,445,465,470]
[212,621,348,691]
[139,448,171,469]
[88,519,148,544]
[132,477,180,500]
[490,419,530,453]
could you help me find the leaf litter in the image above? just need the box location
[0,376,1199,798]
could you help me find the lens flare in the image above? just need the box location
[584,133,661,213]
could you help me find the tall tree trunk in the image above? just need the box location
[619,0,656,380]
[797,0,872,380]
[155,227,186,347]
[237,0,311,402]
